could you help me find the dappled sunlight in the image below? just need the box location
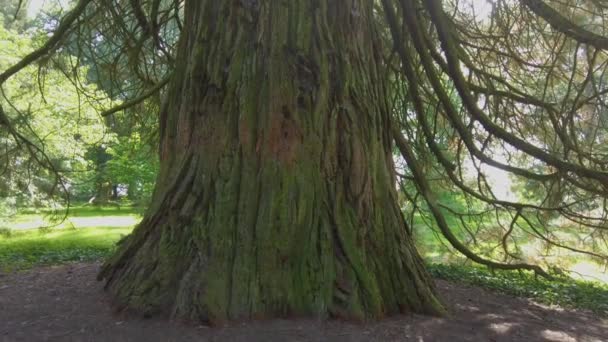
[71,227,133,238]
[519,240,544,261]
[2,266,606,342]
[67,216,140,228]
[0,227,134,249]
[569,261,608,283]
[10,218,47,230]
[30,227,133,240]
[527,300,566,313]
[481,313,505,320]
[6,213,141,231]
[488,322,516,334]
[455,303,481,312]
[541,329,576,342]
[492,239,608,285]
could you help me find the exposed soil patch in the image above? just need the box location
[1,263,606,341]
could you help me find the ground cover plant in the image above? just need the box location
[0,206,138,271]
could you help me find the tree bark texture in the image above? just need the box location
[98,0,444,323]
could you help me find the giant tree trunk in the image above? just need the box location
[98,0,444,323]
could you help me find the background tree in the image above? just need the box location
[0,0,30,31]
[0,0,163,214]
[0,15,112,218]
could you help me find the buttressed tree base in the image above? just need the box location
[98,0,445,322]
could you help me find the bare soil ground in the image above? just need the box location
[0,263,606,342]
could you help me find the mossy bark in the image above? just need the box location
[98,0,444,323]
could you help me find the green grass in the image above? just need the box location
[428,263,608,315]
[0,206,138,272]
[4,205,141,231]
[0,226,132,271]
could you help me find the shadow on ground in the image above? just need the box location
[0,263,606,341]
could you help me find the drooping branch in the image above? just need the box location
[383,0,554,278]
[100,75,171,117]
[381,0,608,272]
[521,0,608,50]
[0,0,93,85]
[423,0,608,185]
[392,124,552,278]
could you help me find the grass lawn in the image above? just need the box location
[0,206,139,272]
[6,205,141,230]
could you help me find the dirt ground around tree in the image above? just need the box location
[0,263,606,342]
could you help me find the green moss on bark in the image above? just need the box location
[98,0,445,323]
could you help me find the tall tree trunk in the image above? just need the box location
[98,0,444,323]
